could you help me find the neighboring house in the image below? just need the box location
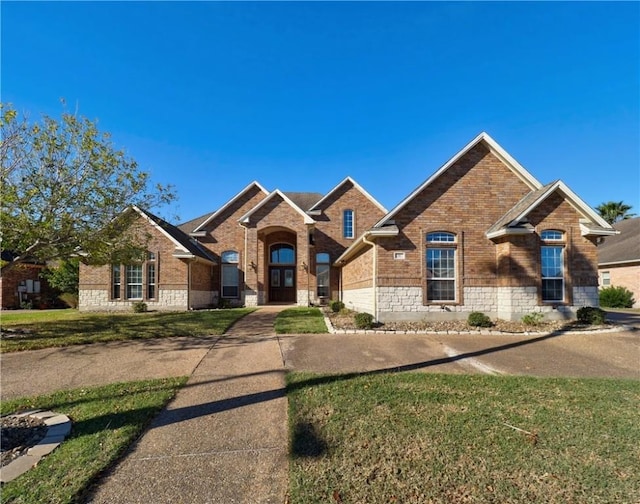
[0,252,51,309]
[597,217,640,308]
[78,132,616,321]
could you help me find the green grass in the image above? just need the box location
[275,307,328,334]
[1,308,254,352]
[1,378,187,504]
[287,372,640,504]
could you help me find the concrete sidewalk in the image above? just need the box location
[86,307,289,504]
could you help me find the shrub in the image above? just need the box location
[329,300,345,313]
[599,286,635,309]
[522,312,544,326]
[354,312,374,329]
[577,306,606,325]
[132,301,148,313]
[467,311,493,328]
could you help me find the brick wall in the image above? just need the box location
[599,263,640,308]
[79,214,192,310]
[312,181,385,302]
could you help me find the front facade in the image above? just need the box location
[79,133,616,320]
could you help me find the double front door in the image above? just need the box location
[269,266,296,303]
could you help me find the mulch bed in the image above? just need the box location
[1,415,48,468]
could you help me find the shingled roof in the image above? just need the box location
[598,217,640,265]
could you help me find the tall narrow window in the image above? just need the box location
[222,250,239,298]
[147,252,157,299]
[541,230,565,302]
[343,209,354,239]
[126,264,143,300]
[602,271,611,286]
[316,253,330,298]
[112,265,121,299]
[426,232,457,302]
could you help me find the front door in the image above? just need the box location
[269,266,296,303]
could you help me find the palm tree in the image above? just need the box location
[596,201,636,225]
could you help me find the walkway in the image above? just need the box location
[87,307,289,504]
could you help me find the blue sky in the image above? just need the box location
[3,1,639,223]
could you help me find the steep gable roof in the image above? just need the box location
[485,180,617,239]
[374,132,542,228]
[188,181,269,234]
[238,189,315,225]
[598,217,640,265]
[308,176,387,215]
[132,206,217,263]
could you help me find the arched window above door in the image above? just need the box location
[270,244,295,264]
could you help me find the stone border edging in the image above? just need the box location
[0,410,72,483]
[323,314,633,336]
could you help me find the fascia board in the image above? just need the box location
[486,227,535,240]
[333,227,398,265]
[598,259,640,267]
[556,181,614,229]
[308,176,387,214]
[193,181,269,232]
[375,132,542,228]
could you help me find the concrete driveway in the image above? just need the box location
[279,327,639,379]
[0,336,218,400]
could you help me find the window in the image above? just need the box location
[222,250,239,298]
[343,209,354,239]
[602,271,611,286]
[147,252,156,299]
[111,253,157,301]
[270,244,295,264]
[316,253,330,298]
[426,232,457,302]
[541,230,565,302]
[112,265,121,299]
[126,264,143,300]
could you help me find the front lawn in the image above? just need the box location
[275,307,328,334]
[1,308,254,352]
[287,372,640,504]
[1,378,187,504]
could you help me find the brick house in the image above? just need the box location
[78,132,616,320]
[0,252,52,309]
[79,206,217,311]
[597,217,640,308]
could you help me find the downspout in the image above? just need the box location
[187,260,192,310]
[242,223,248,303]
[362,232,378,322]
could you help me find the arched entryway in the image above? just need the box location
[269,243,296,302]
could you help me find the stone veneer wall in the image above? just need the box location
[342,287,374,316]
[190,290,215,309]
[376,286,590,322]
[79,289,189,311]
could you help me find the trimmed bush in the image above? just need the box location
[599,286,635,309]
[467,311,493,328]
[354,312,374,329]
[132,301,148,313]
[522,312,544,326]
[329,300,345,313]
[577,306,606,325]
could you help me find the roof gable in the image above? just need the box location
[238,189,315,225]
[190,181,269,233]
[308,176,387,214]
[284,192,323,211]
[132,206,216,263]
[486,180,616,239]
[375,132,542,228]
